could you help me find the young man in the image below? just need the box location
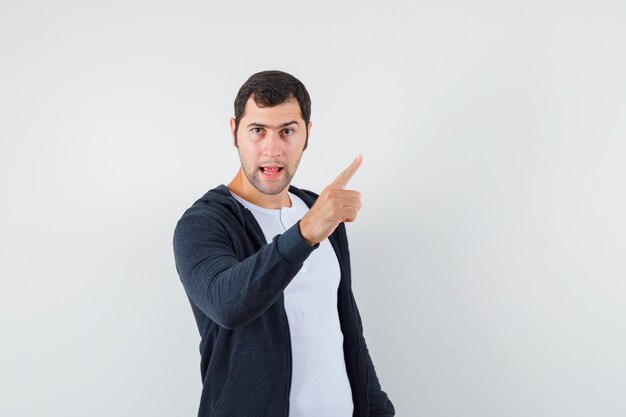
[173,70,395,417]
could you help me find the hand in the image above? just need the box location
[299,155,363,246]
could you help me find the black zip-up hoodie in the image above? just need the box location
[173,184,395,417]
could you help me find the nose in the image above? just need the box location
[262,130,282,157]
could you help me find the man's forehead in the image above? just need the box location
[242,96,303,121]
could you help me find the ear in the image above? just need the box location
[229,117,237,147]
[303,120,312,151]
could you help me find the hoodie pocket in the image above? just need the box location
[211,350,284,417]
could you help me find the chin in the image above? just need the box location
[249,176,290,196]
[255,183,289,196]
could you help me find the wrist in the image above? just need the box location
[298,218,318,247]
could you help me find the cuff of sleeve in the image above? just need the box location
[276,221,319,266]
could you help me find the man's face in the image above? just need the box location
[230,96,311,196]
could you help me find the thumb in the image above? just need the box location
[330,154,363,189]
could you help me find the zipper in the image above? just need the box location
[352,292,365,417]
[282,294,292,417]
[345,230,367,416]
[333,224,365,416]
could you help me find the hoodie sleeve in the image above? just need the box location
[173,206,318,329]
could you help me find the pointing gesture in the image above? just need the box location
[299,155,363,246]
[330,154,363,190]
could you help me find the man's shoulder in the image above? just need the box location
[176,185,238,225]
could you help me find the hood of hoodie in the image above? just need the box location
[198,184,318,217]
[192,184,320,234]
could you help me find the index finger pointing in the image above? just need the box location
[330,154,363,189]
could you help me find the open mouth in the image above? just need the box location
[259,166,284,177]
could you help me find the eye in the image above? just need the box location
[251,127,263,134]
[282,128,293,135]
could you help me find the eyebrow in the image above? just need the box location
[246,120,300,129]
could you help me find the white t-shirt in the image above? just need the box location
[230,190,354,417]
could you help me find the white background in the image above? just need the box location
[1,1,625,416]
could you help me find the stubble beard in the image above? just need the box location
[239,152,303,196]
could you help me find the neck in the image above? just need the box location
[227,169,292,209]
